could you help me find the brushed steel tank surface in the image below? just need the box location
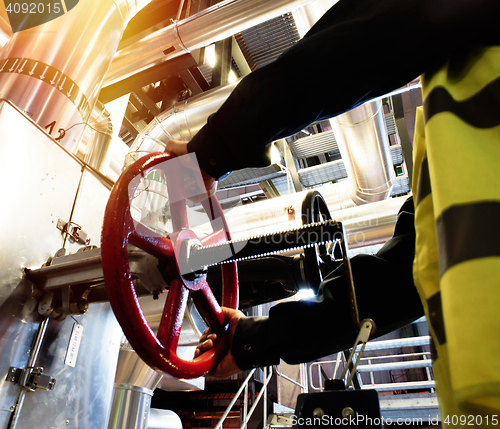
[0,102,121,429]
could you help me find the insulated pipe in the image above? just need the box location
[126,80,240,165]
[108,385,155,429]
[104,0,317,87]
[0,0,151,153]
[77,101,114,173]
[330,100,395,205]
[108,342,163,429]
[222,191,407,249]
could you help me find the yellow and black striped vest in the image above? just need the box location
[413,46,500,423]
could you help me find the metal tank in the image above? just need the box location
[0,0,150,153]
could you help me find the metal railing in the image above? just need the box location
[308,340,435,392]
[213,362,309,429]
[214,367,273,429]
[274,362,308,406]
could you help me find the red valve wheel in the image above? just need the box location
[101,152,238,379]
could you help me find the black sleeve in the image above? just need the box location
[231,198,424,369]
[187,0,500,179]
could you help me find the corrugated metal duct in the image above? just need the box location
[77,101,114,173]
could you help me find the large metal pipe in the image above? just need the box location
[0,0,150,153]
[108,341,163,429]
[222,191,406,249]
[104,0,318,87]
[126,80,240,165]
[77,101,114,173]
[330,100,395,205]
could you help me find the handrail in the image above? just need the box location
[308,352,343,391]
[213,367,274,429]
[273,365,307,391]
[308,347,435,391]
[213,363,309,429]
[214,369,256,429]
[241,368,273,429]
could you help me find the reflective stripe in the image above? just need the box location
[427,292,446,345]
[415,157,431,206]
[424,77,500,128]
[436,201,500,276]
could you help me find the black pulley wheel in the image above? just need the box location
[301,190,337,292]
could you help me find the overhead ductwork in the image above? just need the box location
[0,0,150,153]
[104,0,319,87]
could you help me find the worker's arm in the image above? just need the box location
[186,0,500,180]
[230,203,422,370]
[197,199,423,376]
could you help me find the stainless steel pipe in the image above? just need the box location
[105,0,317,86]
[126,80,240,165]
[108,342,163,429]
[330,100,395,205]
[77,101,114,173]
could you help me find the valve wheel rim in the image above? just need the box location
[101,152,238,379]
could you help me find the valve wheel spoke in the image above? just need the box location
[129,224,175,261]
[194,282,225,331]
[157,279,189,349]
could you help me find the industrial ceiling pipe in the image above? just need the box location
[0,0,150,154]
[126,80,240,165]
[104,0,318,87]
